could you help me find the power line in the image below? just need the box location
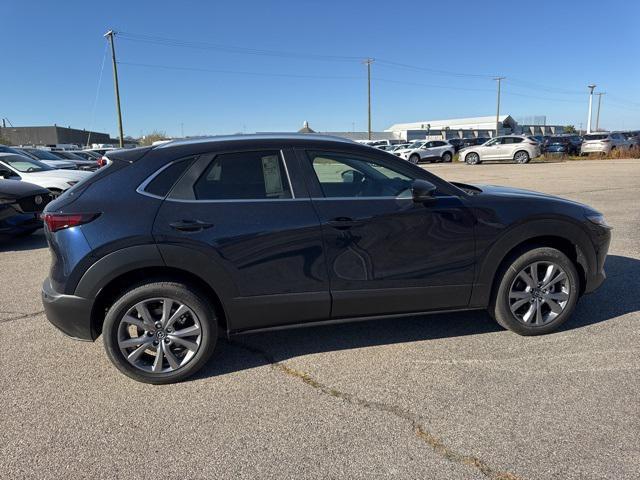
[117,60,364,80]
[116,31,363,63]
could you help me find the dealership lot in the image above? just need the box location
[1,159,638,479]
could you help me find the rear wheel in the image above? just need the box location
[441,151,452,163]
[514,150,530,164]
[409,154,421,164]
[465,152,480,165]
[491,247,579,335]
[103,281,217,384]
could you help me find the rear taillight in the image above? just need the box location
[42,213,100,232]
[97,156,107,167]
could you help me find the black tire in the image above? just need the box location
[491,247,580,336]
[103,281,218,384]
[465,152,481,165]
[409,153,421,164]
[441,151,452,163]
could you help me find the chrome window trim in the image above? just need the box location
[135,159,184,200]
[136,150,295,202]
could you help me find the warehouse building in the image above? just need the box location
[385,115,565,141]
[0,125,117,147]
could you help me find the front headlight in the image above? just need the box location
[586,214,610,228]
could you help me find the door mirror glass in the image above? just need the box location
[411,179,437,203]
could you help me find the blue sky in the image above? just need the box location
[3,0,639,138]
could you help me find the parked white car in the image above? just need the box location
[394,140,455,164]
[580,132,631,155]
[0,153,92,196]
[460,136,541,165]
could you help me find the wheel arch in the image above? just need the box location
[470,221,595,307]
[89,266,229,340]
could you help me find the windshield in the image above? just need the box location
[1,156,54,172]
[409,141,425,148]
[548,137,568,144]
[24,149,65,160]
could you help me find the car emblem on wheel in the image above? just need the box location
[34,195,43,205]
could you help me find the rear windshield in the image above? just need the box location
[584,134,608,140]
[548,137,568,143]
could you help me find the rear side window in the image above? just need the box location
[144,158,195,197]
[503,137,523,144]
[192,150,292,200]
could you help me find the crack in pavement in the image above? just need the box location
[230,340,521,480]
[0,310,45,324]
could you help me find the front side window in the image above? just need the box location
[308,151,413,198]
[192,151,291,200]
[485,138,500,146]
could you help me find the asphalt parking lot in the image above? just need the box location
[1,159,638,480]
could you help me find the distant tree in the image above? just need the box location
[139,130,168,146]
[0,134,11,145]
[563,125,577,134]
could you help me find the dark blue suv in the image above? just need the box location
[42,134,611,383]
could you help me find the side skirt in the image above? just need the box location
[229,306,484,336]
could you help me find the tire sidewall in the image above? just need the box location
[409,154,420,164]
[493,247,580,335]
[103,282,217,384]
[514,150,530,164]
[442,152,452,162]
[465,153,479,165]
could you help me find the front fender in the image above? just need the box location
[469,218,596,307]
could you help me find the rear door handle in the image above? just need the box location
[327,217,364,230]
[169,220,214,232]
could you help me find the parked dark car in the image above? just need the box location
[41,134,611,383]
[447,138,463,152]
[12,147,78,170]
[543,136,582,155]
[50,150,99,170]
[460,137,489,148]
[0,179,52,239]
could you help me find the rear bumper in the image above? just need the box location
[42,277,95,341]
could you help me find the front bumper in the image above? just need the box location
[583,225,612,294]
[42,277,95,341]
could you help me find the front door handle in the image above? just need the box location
[169,220,214,232]
[327,217,364,230]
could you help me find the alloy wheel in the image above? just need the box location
[117,297,202,373]
[514,151,529,163]
[466,153,479,165]
[508,261,570,325]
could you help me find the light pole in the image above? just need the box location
[363,58,374,140]
[494,77,505,138]
[586,84,596,134]
[595,92,605,132]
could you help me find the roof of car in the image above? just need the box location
[155,133,356,149]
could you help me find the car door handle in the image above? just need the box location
[169,220,214,232]
[327,217,364,230]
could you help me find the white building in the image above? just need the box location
[385,115,565,141]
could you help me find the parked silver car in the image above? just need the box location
[460,136,541,165]
[580,132,631,155]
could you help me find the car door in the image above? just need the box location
[151,147,330,331]
[480,138,502,160]
[296,148,476,318]
[420,141,439,161]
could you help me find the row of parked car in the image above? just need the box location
[0,145,113,240]
[361,130,640,165]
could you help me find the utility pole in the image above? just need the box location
[363,58,374,140]
[586,84,596,134]
[493,77,505,138]
[104,30,124,148]
[595,92,605,132]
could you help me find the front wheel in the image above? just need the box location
[441,151,452,163]
[465,152,480,165]
[491,247,579,335]
[409,154,421,164]
[103,281,218,384]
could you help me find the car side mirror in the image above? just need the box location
[411,179,437,204]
